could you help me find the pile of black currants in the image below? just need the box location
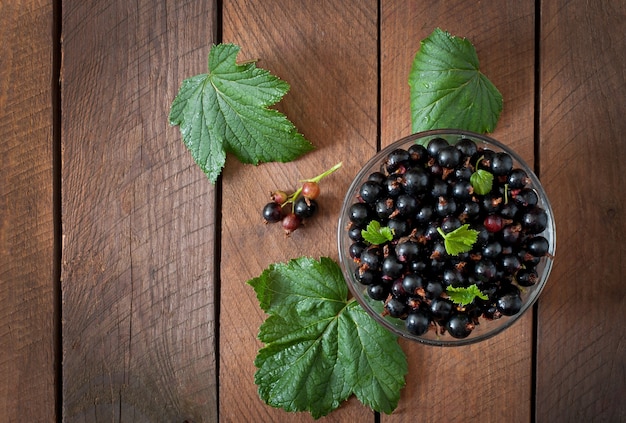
[345,137,552,339]
[262,162,342,235]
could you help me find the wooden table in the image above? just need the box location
[2,1,625,422]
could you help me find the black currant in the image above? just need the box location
[293,197,318,219]
[446,313,474,339]
[406,311,431,335]
[262,202,283,223]
[426,137,449,158]
[491,152,513,176]
[348,203,371,226]
[359,180,384,204]
[437,145,463,168]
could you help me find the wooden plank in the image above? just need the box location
[537,1,626,421]
[380,2,536,422]
[218,0,379,421]
[61,1,218,421]
[0,0,57,421]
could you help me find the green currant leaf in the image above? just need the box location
[470,168,494,195]
[437,224,479,256]
[248,257,407,419]
[409,28,503,133]
[169,43,314,183]
[447,284,488,306]
[361,220,394,245]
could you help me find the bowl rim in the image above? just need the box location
[337,129,556,346]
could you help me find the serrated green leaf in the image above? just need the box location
[447,284,488,306]
[470,168,494,195]
[169,43,314,183]
[409,28,503,133]
[248,257,407,419]
[437,224,479,255]
[362,220,394,245]
[340,302,407,414]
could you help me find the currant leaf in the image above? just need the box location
[437,224,479,255]
[169,43,314,183]
[409,28,503,133]
[447,284,488,306]
[248,257,407,419]
[361,220,394,245]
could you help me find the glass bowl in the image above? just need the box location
[337,129,556,346]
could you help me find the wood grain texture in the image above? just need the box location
[61,1,218,421]
[0,0,57,421]
[537,1,626,421]
[380,2,536,422]
[219,0,379,421]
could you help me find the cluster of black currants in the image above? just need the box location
[262,162,342,235]
[346,137,552,339]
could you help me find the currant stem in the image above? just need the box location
[301,162,343,184]
[284,162,343,211]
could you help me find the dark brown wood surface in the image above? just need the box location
[1,0,624,422]
[0,0,57,422]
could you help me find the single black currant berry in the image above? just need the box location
[349,242,367,260]
[403,167,431,194]
[437,145,463,168]
[452,180,473,200]
[425,280,445,300]
[496,288,523,316]
[396,241,420,263]
[500,223,522,245]
[516,268,539,286]
[408,144,429,164]
[435,196,457,217]
[426,137,449,158]
[501,254,522,274]
[293,197,318,219]
[375,197,395,219]
[359,180,384,204]
[387,218,410,239]
[513,188,539,208]
[382,256,404,279]
[348,203,371,226]
[446,313,474,339]
[491,152,514,176]
[431,178,450,198]
[482,241,503,259]
[474,259,497,282]
[401,273,424,295]
[367,171,387,185]
[360,247,383,270]
[406,311,431,335]
[415,204,434,223]
[430,297,453,321]
[385,148,410,173]
[521,206,548,234]
[395,194,419,217]
[367,284,389,301]
[357,268,379,285]
[348,225,364,241]
[262,202,283,223]
[385,297,408,318]
[508,168,530,189]
[385,175,404,197]
[455,138,478,157]
[526,236,550,256]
